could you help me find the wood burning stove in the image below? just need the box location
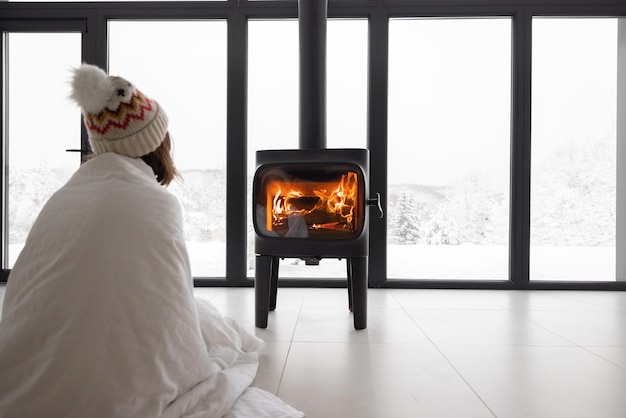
[253,0,382,330]
[253,148,381,330]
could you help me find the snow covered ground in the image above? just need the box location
[389,244,616,282]
[186,242,618,282]
[8,242,619,282]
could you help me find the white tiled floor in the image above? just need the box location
[2,285,626,417]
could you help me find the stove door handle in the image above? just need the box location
[367,192,384,219]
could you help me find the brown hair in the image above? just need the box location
[141,132,182,186]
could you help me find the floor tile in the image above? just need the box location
[206,287,307,310]
[293,306,433,344]
[302,288,402,310]
[523,310,626,347]
[279,342,494,418]
[585,346,626,370]
[204,287,306,342]
[252,341,292,394]
[439,344,626,418]
[390,289,504,310]
[482,290,609,311]
[575,291,626,312]
[215,304,301,343]
[405,309,573,346]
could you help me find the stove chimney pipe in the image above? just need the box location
[299,0,327,149]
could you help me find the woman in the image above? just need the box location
[0,64,303,418]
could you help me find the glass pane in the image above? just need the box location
[387,18,512,280]
[254,163,365,239]
[247,19,368,278]
[109,20,227,277]
[530,18,617,281]
[6,33,81,268]
[327,19,368,149]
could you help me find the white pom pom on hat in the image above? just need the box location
[70,63,168,158]
[70,64,115,114]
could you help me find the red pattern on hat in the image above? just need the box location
[85,92,155,136]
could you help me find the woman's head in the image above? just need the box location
[70,63,168,158]
[140,132,181,186]
[71,64,180,186]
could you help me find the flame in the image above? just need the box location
[272,188,303,223]
[312,172,358,227]
[266,171,359,233]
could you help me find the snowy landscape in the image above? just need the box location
[7,130,618,282]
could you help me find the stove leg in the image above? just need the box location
[269,256,280,311]
[346,259,353,312]
[255,255,272,328]
[349,256,368,330]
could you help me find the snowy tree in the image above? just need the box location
[444,175,508,245]
[531,134,615,246]
[387,174,508,247]
[421,206,460,245]
[389,191,421,244]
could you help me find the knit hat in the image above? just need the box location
[70,63,168,158]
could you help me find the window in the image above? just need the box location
[530,18,618,282]
[4,32,81,268]
[109,20,228,277]
[2,1,624,290]
[387,18,512,281]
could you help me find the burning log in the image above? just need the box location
[266,171,358,234]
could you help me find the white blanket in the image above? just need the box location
[0,153,303,418]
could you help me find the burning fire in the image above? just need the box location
[266,171,359,234]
